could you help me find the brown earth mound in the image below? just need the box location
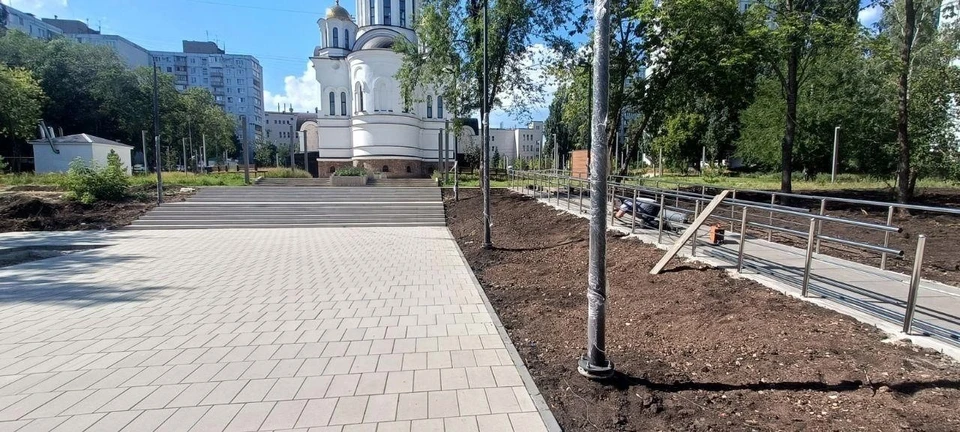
[446,188,960,431]
[0,193,155,232]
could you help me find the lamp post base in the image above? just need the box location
[577,356,614,379]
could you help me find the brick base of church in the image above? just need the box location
[318,159,452,178]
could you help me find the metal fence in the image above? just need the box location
[506,169,952,336]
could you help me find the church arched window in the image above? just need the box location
[328,92,335,115]
[370,0,376,24]
[332,28,339,48]
[427,96,433,119]
[344,29,350,49]
[355,83,364,112]
[383,0,392,25]
[340,92,347,116]
[437,96,444,119]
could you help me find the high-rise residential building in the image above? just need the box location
[0,4,62,40]
[42,18,151,69]
[151,41,265,153]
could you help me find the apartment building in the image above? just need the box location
[42,18,151,68]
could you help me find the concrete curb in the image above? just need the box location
[443,228,564,432]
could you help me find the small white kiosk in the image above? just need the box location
[31,134,133,175]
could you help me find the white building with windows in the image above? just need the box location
[151,41,265,155]
[302,0,458,177]
[0,4,62,40]
[42,19,151,69]
[301,1,546,176]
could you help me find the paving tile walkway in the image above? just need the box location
[0,228,557,431]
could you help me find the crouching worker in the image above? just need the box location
[613,196,687,230]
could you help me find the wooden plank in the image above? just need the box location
[650,190,731,275]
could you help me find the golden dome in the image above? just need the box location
[326,1,352,21]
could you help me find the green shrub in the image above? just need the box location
[0,155,8,174]
[334,167,367,177]
[263,168,312,178]
[61,151,129,203]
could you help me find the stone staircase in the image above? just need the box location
[127,186,445,229]
[255,177,437,187]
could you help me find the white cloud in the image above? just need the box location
[263,61,321,113]
[858,4,882,26]
[0,0,68,14]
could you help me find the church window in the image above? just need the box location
[382,165,390,172]
[437,96,444,118]
[383,0,392,25]
[406,166,411,173]
[332,28,339,48]
[356,83,364,112]
[329,92,336,115]
[341,92,347,116]
[370,0,376,24]
[427,96,433,119]
[400,0,406,26]
[329,166,336,173]
[344,29,350,48]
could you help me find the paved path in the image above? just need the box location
[0,228,556,431]
[524,187,960,348]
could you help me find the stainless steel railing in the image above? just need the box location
[507,169,939,336]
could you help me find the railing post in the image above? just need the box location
[610,184,617,226]
[675,184,680,208]
[657,193,666,244]
[567,175,571,211]
[881,205,894,270]
[691,200,701,256]
[730,190,737,231]
[801,218,817,297]
[631,187,638,234]
[556,172,561,206]
[579,178,585,213]
[767,194,775,242]
[903,235,927,334]
[815,199,826,253]
[737,207,749,273]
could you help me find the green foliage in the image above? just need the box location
[334,167,368,177]
[254,140,277,166]
[0,30,237,172]
[491,146,502,169]
[61,151,129,203]
[262,169,312,179]
[0,64,45,140]
[0,155,7,174]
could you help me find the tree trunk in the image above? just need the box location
[782,46,799,194]
[897,0,916,205]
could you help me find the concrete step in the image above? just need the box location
[137,214,445,222]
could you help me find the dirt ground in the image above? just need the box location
[446,189,960,431]
[0,187,185,233]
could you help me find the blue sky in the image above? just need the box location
[3,0,882,128]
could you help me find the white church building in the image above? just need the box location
[299,1,545,177]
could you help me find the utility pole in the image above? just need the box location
[241,115,250,184]
[153,58,162,205]
[481,0,492,249]
[832,126,840,183]
[444,119,450,183]
[202,134,207,171]
[187,117,194,173]
[141,130,148,175]
[303,131,309,175]
[701,146,706,176]
[554,133,558,170]
[182,138,187,173]
[292,132,298,169]
[454,131,460,201]
[579,0,614,380]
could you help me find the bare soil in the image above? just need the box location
[0,188,185,233]
[446,189,960,431]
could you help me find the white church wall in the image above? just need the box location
[353,115,423,159]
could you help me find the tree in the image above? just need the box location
[0,64,45,172]
[491,146,502,169]
[254,140,276,167]
[745,0,859,193]
[877,0,960,203]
